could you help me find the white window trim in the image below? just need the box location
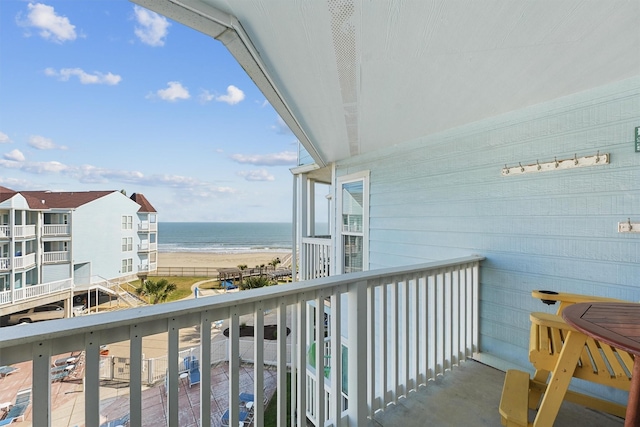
[334,170,369,274]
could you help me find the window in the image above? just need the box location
[337,171,369,274]
[122,237,132,251]
[122,215,132,229]
[150,233,156,244]
[122,258,133,273]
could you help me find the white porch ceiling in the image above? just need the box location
[134,0,640,166]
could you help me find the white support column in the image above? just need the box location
[200,313,212,427]
[276,301,288,427]
[308,178,316,237]
[347,280,368,426]
[291,174,298,283]
[402,279,410,395]
[331,286,343,425]
[130,325,143,427]
[229,308,240,427]
[85,331,101,427]
[390,280,398,401]
[412,275,420,388]
[380,282,388,407]
[167,318,179,427]
[300,174,309,238]
[296,296,307,427]
[253,303,264,427]
[32,339,51,426]
[314,293,325,425]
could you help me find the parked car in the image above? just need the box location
[7,304,64,325]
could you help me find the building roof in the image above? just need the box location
[130,193,158,213]
[20,190,117,209]
[0,186,17,203]
[134,0,640,166]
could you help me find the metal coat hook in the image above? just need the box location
[501,152,609,176]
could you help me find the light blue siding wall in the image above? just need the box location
[335,77,640,371]
[72,192,142,282]
[42,264,71,283]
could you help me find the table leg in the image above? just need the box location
[625,358,640,427]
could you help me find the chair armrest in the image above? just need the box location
[529,312,576,332]
[531,290,624,315]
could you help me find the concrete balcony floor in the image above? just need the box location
[372,360,623,427]
[0,357,624,426]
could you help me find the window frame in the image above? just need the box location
[335,170,369,274]
[122,215,133,230]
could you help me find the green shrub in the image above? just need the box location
[241,275,275,290]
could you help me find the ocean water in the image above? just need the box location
[158,222,292,253]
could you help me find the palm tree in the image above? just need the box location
[268,257,281,270]
[135,278,177,304]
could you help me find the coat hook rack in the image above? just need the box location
[501,152,609,176]
[618,218,640,233]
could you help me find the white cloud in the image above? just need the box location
[216,85,245,105]
[0,157,236,197]
[199,90,215,103]
[4,149,25,162]
[153,81,190,102]
[238,169,275,182]
[201,86,246,105]
[0,132,11,143]
[133,5,170,47]
[44,67,122,85]
[28,135,67,150]
[230,151,297,166]
[20,2,77,43]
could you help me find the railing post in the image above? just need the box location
[347,280,368,425]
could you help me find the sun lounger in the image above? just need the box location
[0,366,18,378]
[50,363,75,382]
[239,392,255,411]
[221,409,251,427]
[0,389,31,424]
[189,359,200,387]
[100,413,130,427]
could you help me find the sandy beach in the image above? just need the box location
[158,251,291,270]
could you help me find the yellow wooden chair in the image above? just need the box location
[499,290,632,427]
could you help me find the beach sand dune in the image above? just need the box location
[158,251,291,269]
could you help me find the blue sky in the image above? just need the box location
[0,0,299,222]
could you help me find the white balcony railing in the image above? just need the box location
[0,255,482,427]
[138,262,158,272]
[138,222,158,232]
[0,225,9,238]
[13,252,36,269]
[301,237,331,280]
[42,224,70,236]
[0,257,9,271]
[0,278,73,305]
[137,242,157,252]
[43,251,70,264]
[13,224,37,238]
